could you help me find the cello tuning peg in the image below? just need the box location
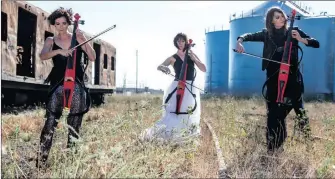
[79,20,85,25]
[74,13,81,20]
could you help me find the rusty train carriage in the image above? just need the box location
[1,1,116,106]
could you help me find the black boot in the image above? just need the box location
[36,151,48,169]
[294,109,311,140]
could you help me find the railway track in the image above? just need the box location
[202,118,229,179]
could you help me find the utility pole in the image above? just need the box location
[123,73,127,92]
[136,49,138,93]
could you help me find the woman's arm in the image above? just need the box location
[189,50,206,72]
[39,37,60,60]
[157,56,173,74]
[76,29,96,61]
[235,29,266,53]
[78,41,96,61]
[293,27,320,48]
[237,29,267,42]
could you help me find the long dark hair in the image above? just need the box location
[265,6,288,37]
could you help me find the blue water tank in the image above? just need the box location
[205,30,229,94]
[333,18,335,101]
[297,17,335,100]
[228,1,307,96]
[228,16,266,96]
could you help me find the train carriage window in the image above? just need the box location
[44,31,54,40]
[103,54,108,69]
[2,12,8,42]
[111,56,115,71]
[93,43,100,85]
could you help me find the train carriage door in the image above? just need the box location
[16,7,37,78]
[2,12,8,71]
[93,42,101,85]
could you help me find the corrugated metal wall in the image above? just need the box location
[334,17,335,101]
[228,16,266,96]
[297,17,335,99]
[332,17,335,101]
[205,30,229,94]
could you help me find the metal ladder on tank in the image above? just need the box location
[289,1,311,15]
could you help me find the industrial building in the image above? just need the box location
[205,1,335,101]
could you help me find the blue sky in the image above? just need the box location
[27,1,335,90]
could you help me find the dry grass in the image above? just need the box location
[202,95,335,178]
[1,94,217,178]
[1,94,334,178]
